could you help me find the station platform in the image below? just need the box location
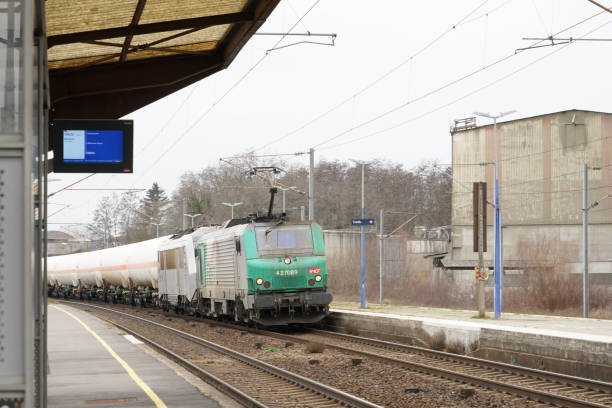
[326,302,612,382]
[47,303,235,408]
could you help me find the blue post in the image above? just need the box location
[360,206,366,308]
[474,110,515,319]
[494,178,501,319]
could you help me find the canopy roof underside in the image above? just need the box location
[46,0,279,138]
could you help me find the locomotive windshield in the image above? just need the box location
[255,224,314,253]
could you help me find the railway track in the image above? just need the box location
[61,300,612,407]
[262,329,612,408]
[61,301,382,408]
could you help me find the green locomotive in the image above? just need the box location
[189,220,332,325]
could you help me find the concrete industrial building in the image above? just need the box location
[444,109,612,284]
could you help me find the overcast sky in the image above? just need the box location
[50,0,612,229]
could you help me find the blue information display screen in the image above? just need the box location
[63,129,124,163]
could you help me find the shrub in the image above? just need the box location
[425,330,446,351]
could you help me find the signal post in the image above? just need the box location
[473,182,487,318]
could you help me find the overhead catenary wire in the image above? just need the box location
[451,163,612,195]
[449,134,612,171]
[586,0,612,14]
[451,164,612,212]
[49,1,325,224]
[254,0,497,152]
[317,15,612,152]
[133,0,322,185]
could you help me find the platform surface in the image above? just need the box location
[331,302,612,343]
[48,304,225,408]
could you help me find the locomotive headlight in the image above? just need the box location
[256,278,264,285]
[283,257,292,265]
[314,275,322,282]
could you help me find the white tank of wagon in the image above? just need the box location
[48,236,170,289]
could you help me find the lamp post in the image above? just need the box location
[582,165,607,318]
[183,213,202,228]
[279,186,300,214]
[131,207,163,238]
[150,222,163,238]
[222,202,243,219]
[350,159,370,309]
[473,110,516,319]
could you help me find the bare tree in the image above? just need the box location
[88,194,125,247]
[86,155,453,245]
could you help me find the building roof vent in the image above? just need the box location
[450,117,477,133]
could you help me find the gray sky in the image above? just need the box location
[50,0,612,229]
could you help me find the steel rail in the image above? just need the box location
[98,316,268,408]
[314,340,609,408]
[311,329,612,395]
[63,301,382,408]
[60,300,612,407]
[251,328,611,408]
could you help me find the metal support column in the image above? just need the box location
[0,1,41,406]
[379,209,384,304]
[474,110,515,320]
[308,148,314,220]
[583,163,589,318]
[360,163,366,308]
[493,117,501,319]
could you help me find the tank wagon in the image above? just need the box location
[48,236,170,304]
[49,219,332,325]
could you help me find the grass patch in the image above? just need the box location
[444,340,465,355]
[424,330,446,351]
[344,323,359,336]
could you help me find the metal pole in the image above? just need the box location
[478,183,485,318]
[191,217,194,228]
[360,163,366,308]
[500,214,504,309]
[3,0,15,130]
[493,117,501,319]
[583,163,589,318]
[379,209,384,304]
[231,206,234,219]
[282,189,286,214]
[182,200,187,230]
[309,148,314,220]
[156,223,159,238]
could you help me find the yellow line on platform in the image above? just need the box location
[52,305,167,408]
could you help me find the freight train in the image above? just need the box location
[48,217,332,325]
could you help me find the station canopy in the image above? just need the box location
[46,0,279,148]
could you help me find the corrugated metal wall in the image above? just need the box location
[450,110,612,272]
[452,110,611,227]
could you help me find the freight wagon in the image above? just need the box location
[49,219,332,325]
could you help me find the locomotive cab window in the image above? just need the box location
[255,225,314,256]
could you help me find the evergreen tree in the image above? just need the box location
[134,182,170,239]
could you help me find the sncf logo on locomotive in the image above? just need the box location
[308,267,321,275]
